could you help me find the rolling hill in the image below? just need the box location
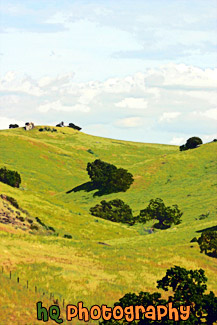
[0,126,216,324]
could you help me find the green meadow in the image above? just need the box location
[0,126,216,324]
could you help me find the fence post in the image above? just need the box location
[35,286,37,293]
[17,277,19,283]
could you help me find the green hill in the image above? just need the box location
[0,126,216,324]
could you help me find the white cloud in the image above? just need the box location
[38,100,90,113]
[192,108,217,121]
[115,117,143,128]
[0,64,217,143]
[115,98,147,109]
[0,116,25,129]
[169,137,185,145]
[159,112,181,122]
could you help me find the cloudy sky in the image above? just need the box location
[0,0,217,144]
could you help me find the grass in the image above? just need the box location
[0,126,216,324]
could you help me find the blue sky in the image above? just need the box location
[0,0,217,144]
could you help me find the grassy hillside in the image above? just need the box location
[0,126,216,324]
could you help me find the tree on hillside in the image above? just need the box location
[157,266,217,324]
[0,167,21,188]
[86,159,134,193]
[9,124,19,129]
[197,231,217,258]
[68,123,82,131]
[138,198,182,229]
[180,137,203,151]
[100,266,217,324]
[90,199,135,225]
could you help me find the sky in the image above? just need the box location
[0,0,217,145]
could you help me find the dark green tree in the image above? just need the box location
[90,199,135,225]
[197,231,217,258]
[86,159,133,193]
[100,266,217,325]
[180,137,202,151]
[0,167,21,188]
[157,266,217,324]
[138,198,182,229]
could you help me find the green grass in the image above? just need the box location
[0,126,216,324]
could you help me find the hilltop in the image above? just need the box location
[0,126,216,323]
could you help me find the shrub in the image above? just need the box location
[39,127,57,132]
[87,149,94,155]
[9,124,19,129]
[180,137,203,151]
[86,159,134,193]
[1,195,19,209]
[30,224,38,230]
[138,198,182,229]
[90,199,135,225]
[0,167,21,188]
[68,123,82,131]
[17,216,25,222]
[197,231,217,258]
[63,234,72,239]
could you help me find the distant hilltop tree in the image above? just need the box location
[0,167,21,188]
[180,137,203,151]
[86,159,134,193]
[68,123,82,131]
[9,124,19,129]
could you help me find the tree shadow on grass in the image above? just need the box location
[66,182,113,197]
[196,225,217,233]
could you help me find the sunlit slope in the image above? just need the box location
[0,126,216,323]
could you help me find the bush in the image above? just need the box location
[39,127,57,132]
[197,231,217,258]
[0,167,21,188]
[180,137,203,151]
[86,159,134,193]
[30,224,38,231]
[138,198,182,229]
[63,234,72,239]
[90,199,135,225]
[0,195,19,209]
[9,124,19,129]
[68,123,82,131]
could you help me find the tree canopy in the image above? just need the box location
[137,198,182,229]
[197,231,217,258]
[0,167,21,188]
[86,159,134,193]
[180,137,203,151]
[100,266,217,324]
[90,199,135,225]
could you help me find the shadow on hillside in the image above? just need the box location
[66,182,112,197]
[196,225,217,233]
